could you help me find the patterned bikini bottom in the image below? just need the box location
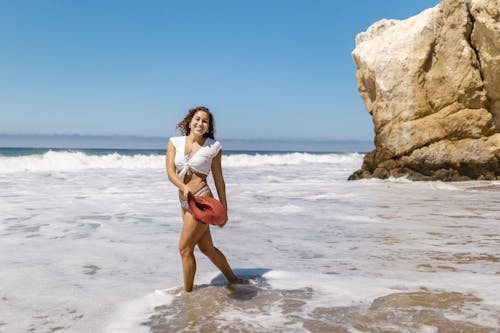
[179,185,211,211]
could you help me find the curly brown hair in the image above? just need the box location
[176,106,216,139]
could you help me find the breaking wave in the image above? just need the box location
[0,151,364,173]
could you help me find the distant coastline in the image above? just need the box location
[0,134,374,153]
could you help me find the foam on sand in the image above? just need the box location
[108,269,500,333]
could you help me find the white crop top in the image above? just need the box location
[169,136,222,181]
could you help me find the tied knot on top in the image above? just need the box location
[177,154,203,182]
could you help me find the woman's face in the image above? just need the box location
[190,111,210,136]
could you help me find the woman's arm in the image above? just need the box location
[166,140,189,198]
[211,150,227,211]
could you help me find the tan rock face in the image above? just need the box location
[350,0,500,181]
[469,0,500,129]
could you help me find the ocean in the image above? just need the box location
[0,146,499,332]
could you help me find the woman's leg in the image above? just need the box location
[178,210,209,292]
[196,190,244,283]
[197,227,242,283]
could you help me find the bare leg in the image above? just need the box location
[198,227,243,283]
[178,210,209,292]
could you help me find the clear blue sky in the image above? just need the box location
[0,0,440,140]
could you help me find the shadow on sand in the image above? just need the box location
[207,268,272,301]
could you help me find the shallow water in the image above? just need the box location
[0,151,499,332]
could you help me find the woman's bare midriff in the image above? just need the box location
[178,171,212,199]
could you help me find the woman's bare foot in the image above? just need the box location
[229,277,249,285]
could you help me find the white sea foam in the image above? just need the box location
[223,152,364,167]
[0,151,161,173]
[105,289,175,333]
[0,151,364,173]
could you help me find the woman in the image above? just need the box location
[166,106,243,292]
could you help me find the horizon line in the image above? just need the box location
[0,133,373,142]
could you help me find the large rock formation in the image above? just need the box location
[349,0,500,181]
